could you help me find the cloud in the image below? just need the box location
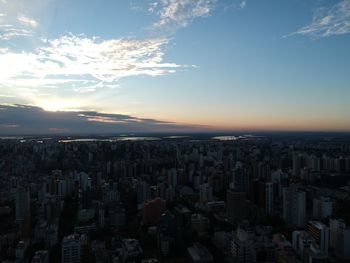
[150,0,217,32]
[0,1,206,115]
[17,14,38,28]
[0,12,36,40]
[240,1,247,9]
[286,0,350,38]
[0,94,15,98]
[0,104,204,134]
[0,1,46,40]
[0,27,32,40]
[0,34,182,92]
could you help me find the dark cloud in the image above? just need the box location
[0,104,204,135]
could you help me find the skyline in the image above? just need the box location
[1,0,350,134]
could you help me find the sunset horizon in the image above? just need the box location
[1,0,350,134]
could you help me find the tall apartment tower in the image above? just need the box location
[15,186,30,223]
[330,219,350,259]
[199,183,213,203]
[226,189,247,225]
[61,234,81,263]
[308,221,330,252]
[283,186,306,228]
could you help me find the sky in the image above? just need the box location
[0,0,350,134]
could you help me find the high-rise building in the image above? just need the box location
[313,197,334,219]
[330,219,345,249]
[157,211,176,257]
[304,243,330,263]
[199,183,213,203]
[307,221,330,252]
[15,186,30,223]
[231,222,255,263]
[292,231,314,258]
[265,182,274,215]
[293,153,302,176]
[143,197,166,224]
[232,162,249,193]
[226,190,247,225]
[137,180,151,209]
[174,205,191,247]
[168,168,177,188]
[121,239,143,262]
[253,181,274,215]
[329,219,350,260]
[31,250,49,263]
[187,243,214,263]
[61,234,81,263]
[283,186,306,227]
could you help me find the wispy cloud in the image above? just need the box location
[0,11,37,40]
[286,0,350,38]
[0,27,32,40]
[0,34,182,92]
[240,1,247,9]
[0,0,210,114]
[150,0,217,32]
[17,14,38,28]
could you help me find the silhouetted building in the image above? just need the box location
[143,197,166,224]
[226,189,246,225]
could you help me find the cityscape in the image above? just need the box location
[1,0,350,262]
[0,134,350,262]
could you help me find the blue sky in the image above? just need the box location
[0,0,350,134]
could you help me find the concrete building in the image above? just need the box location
[199,183,213,203]
[137,180,151,209]
[15,186,30,223]
[231,222,255,263]
[226,189,246,225]
[187,243,213,263]
[283,186,306,227]
[62,234,81,263]
[329,219,350,260]
[121,239,143,262]
[312,197,334,219]
[143,197,166,224]
[307,221,329,252]
[191,214,209,237]
[232,162,249,193]
[31,250,49,263]
[304,243,330,263]
[292,231,314,259]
